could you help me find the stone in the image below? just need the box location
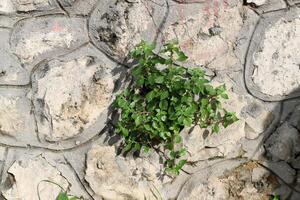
[89,0,158,62]
[246,0,267,6]
[267,161,296,184]
[32,56,115,142]
[251,166,270,182]
[0,0,15,13]
[252,16,300,97]
[0,28,29,85]
[265,122,300,162]
[12,0,57,12]
[0,88,35,139]
[163,1,244,70]
[288,104,300,130]
[2,155,69,200]
[85,145,151,200]
[58,0,98,15]
[10,16,89,66]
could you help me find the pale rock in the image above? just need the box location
[32,56,114,141]
[12,0,56,12]
[0,0,15,13]
[11,16,88,65]
[2,155,69,200]
[251,166,270,182]
[0,89,34,137]
[89,0,152,60]
[246,0,267,6]
[265,122,300,162]
[252,17,300,96]
[85,145,151,200]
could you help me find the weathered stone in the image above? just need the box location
[0,0,15,13]
[0,28,29,85]
[163,0,244,70]
[252,17,300,97]
[267,161,296,184]
[251,166,270,182]
[12,0,58,12]
[58,0,98,15]
[11,16,89,66]
[245,9,300,100]
[32,56,115,142]
[265,122,300,162]
[0,88,35,139]
[85,145,151,200]
[89,0,159,62]
[246,0,267,6]
[2,155,69,200]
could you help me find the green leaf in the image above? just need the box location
[56,192,68,200]
[154,76,164,83]
[221,93,229,99]
[183,117,193,127]
[135,116,142,126]
[176,51,188,61]
[174,135,182,143]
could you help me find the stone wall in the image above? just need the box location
[0,0,299,199]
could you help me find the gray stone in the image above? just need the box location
[265,122,300,162]
[0,28,29,85]
[267,161,296,184]
[0,0,15,13]
[0,88,35,142]
[12,0,58,12]
[89,0,162,63]
[58,0,98,15]
[32,56,115,142]
[245,8,300,101]
[10,16,89,66]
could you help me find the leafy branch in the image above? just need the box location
[113,41,238,175]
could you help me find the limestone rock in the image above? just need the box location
[0,89,35,138]
[252,16,300,97]
[32,56,115,142]
[12,0,57,12]
[246,0,267,6]
[2,155,69,200]
[10,16,89,65]
[265,122,300,162]
[163,1,244,70]
[0,0,15,13]
[0,28,29,85]
[85,145,150,200]
[58,0,98,15]
[267,161,296,184]
[89,0,156,62]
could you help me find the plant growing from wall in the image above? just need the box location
[113,41,238,175]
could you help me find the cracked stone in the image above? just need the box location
[85,145,152,200]
[32,56,115,142]
[0,88,35,139]
[12,0,57,12]
[89,0,158,62]
[246,0,267,6]
[58,0,98,15]
[10,16,89,66]
[0,0,15,13]
[2,155,69,200]
[0,28,29,85]
[252,16,300,97]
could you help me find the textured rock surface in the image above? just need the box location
[32,56,114,142]
[2,155,69,200]
[0,0,298,199]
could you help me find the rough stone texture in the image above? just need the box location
[0,0,15,13]
[0,28,29,85]
[85,145,152,200]
[0,0,298,199]
[32,56,115,142]
[0,88,35,139]
[11,16,89,66]
[2,155,69,200]
[89,0,159,62]
[12,0,58,12]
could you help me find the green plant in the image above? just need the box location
[114,41,238,175]
[37,180,81,200]
[271,195,280,200]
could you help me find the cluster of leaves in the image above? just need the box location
[114,41,238,175]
